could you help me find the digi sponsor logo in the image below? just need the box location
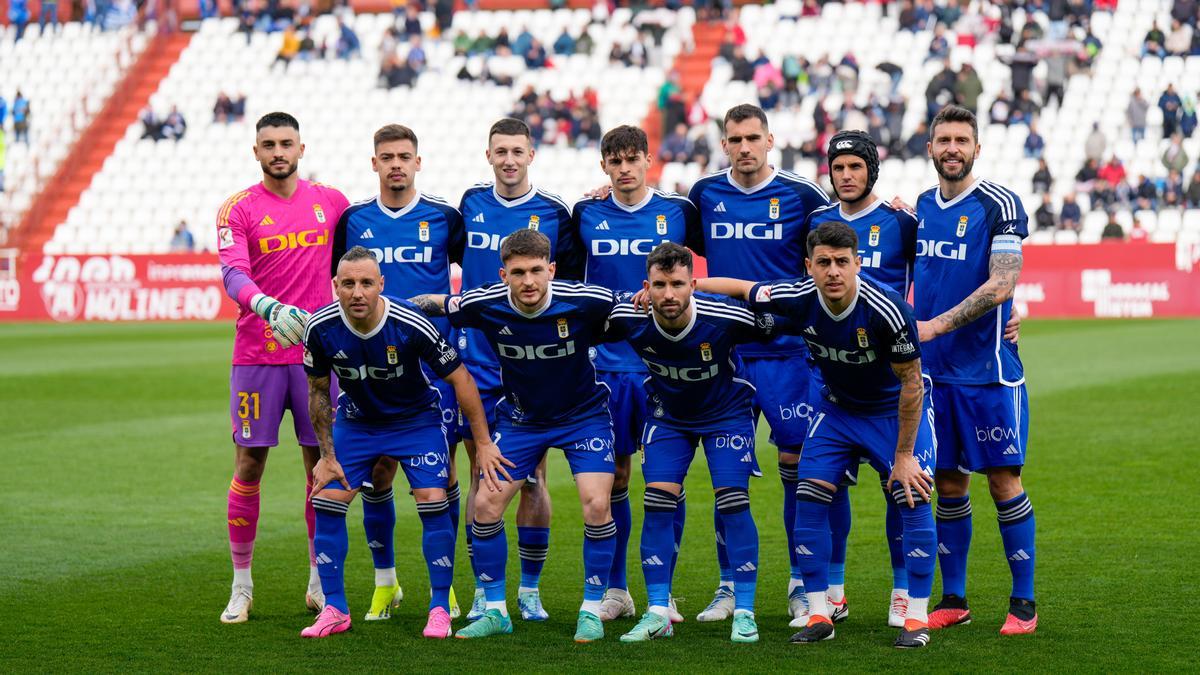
[591,238,667,256]
[497,340,577,360]
[858,249,882,268]
[807,341,877,364]
[258,230,328,254]
[643,358,719,382]
[331,363,406,381]
[915,239,968,260]
[466,232,507,251]
[370,246,434,264]
[710,222,784,240]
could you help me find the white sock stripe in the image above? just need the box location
[996,498,1034,523]
[794,481,835,504]
[416,499,450,514]
[312,498,350,515]
[890,487,931,505]
[936,500,973,519]
[715,489,751,512]
[447,484,461,501]
[677,488,686,501]
[779,465,799,482]
[472,520,505,538]
[611,487,630,502]
[360,488,394,503]
[584,521,618,539]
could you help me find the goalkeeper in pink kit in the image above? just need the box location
[216,112,349,623]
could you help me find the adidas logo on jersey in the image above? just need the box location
[1008,549,1031,561]
[643,346,656,354]
[333,350,349,359]
[795,545,814,556]
[315,553,333,565]
[585,575,603,586]
[361,228,374,239]
[736,562,757,572]
[367,539,384,549]
[437,468,448,478]
[473,213,485,223]
[938,543,951,555]
[259,215,276,227]
[479,573,494,582]
[804,326,817,336]
[642,555,665,566]
[431,556,453,568]
[596,220,610,230]
[604,452,614,463]
[1003,444,1020,455]
[713,202,727,213]
[907,548,931,558]
[499,326,513,335]
[740,452,753,463]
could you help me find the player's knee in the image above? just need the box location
[986,467,1023,501]
[580,492,611,523]
[412,487,447,503]
[934,470,970,498]
[312,490,354,513]
[714,487,751,515]
[887,482,932,508]
[778,450,801,465]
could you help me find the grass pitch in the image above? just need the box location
[1,319,1196,672]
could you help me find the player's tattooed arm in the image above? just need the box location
[920,251,1022,341]
[409,294,449,316]
[307,374,336,460]
[888,358,932,507]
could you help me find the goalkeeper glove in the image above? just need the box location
[250,294,310,349]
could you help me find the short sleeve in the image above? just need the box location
[879,299,921,364]
[302,328,332,377]
[444,294,477,329]
[416,319,464,378]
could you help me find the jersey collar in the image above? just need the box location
[651,303,697,342]
[507,282,554,318]
[725,167,778,195]
[493,183,537,208]
[816,277,859,322]
[610,189,654,213]
[838,196,882,221]
[375,192,421,219]
[935,177,981,209]
[339,296,391,339]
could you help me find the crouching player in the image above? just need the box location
[700,222,938,648]
[300,247,498,638]
[609,243,794,644]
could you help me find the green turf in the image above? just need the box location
[1,319,1196,672]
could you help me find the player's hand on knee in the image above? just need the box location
[1004,306,1022,343]
[888,455,933,508]
[475,439,514,492]
[311,456,350,494]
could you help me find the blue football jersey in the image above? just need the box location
[803,200,918,296]
[332,193,465,337]
[457,183,583,371]
[573,189,703,373]
[303,296,463,424]
[748,276,921,416]
[445,279,615,425]
[688,168,831,357]
[913,179,1027,385]
[605,293,789,428]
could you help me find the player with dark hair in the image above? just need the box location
[454,118,584,621]
[216,111,350,623]
[569,124,702,623]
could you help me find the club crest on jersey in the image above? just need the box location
[418,221,430,242]
[528,215,540,231]
[856,327,870,348]
[557,318,570,338]
[313,204,326,224]
[386,345,398,365]
[869,225,881,247]
[700,342,713,361]
[241,420,252,439]
[656,214,668,235]
[265,341,278,353]
[957,215,968,237]
[769,198,780,219]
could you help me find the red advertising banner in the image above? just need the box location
[1,242,1198,322]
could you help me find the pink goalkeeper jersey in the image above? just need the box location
[217,180,350,365]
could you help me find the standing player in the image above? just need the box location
[410,229,619,643]
[700,222,939,649]
[913,105,1036,635]
[608,243,788,644]
[570,125,702,623]
[216,112,349,623]
[687,104,831,623]
[455,118,583,621]
[301,247,496,639]
[330,124,465,621]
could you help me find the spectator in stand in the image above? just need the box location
[1025,123,1046,158]
[1085,122,1107,163]
[296,30,317,62]
[337,18,361,59]
[730,46,754,82]
[524,38,548,69]
[1143,21,1167,57]
[403,4,422,38]
[1128,218,1148,241]
[273,25,301,71]
[658,70,684,133]
[955,64,984,114]
[380,53,417,88]
[926,23,950,61]
[162,106,186,141]
[1173,0,1197,25]
[452,30,472,55]
[1101,212,1125,240]
[1187,168,1200,207]
[1032,159,1054,193]
[1159,84,1183,137]
[1011,89,1039,125]
[11,91,30,146]
[1164,169,1186,205]
[214,92,234,123]
[1128,88,1150,143]
[1006,45,1039,99]
[989,93,1012,126]
[801,0,820,17]
[1060,192,1083,230]
[1044,50,1068,108]
[1166,19,1193,55]
[406,35,427,71]
[659,123,692,163]
[9,0,30,42]
[513,26,534,58]
[1081,27,1103,68]
[1135,174,1160,209]
[1181,95,1197,138]
[140,106,162,141]
[1076,158,1100,194]
[926,59,957,119]
[40,0,59,34]
[1163,133,1190,173]
[575,30,595,55]
[904,121,928,159]
[231,92,246,121]
[0,129,6,192]
[553,27,576,56]
[1097,155,1127,193]
[170,220,195,252]
[758,82,781,110]
[1034,194,1057,230]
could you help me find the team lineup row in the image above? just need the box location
[214,103,1037,649]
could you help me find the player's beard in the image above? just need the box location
[933,152,974,182]
[262,159,299,180]
[654,296,690,322]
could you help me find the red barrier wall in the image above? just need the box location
[2,242,1198,322]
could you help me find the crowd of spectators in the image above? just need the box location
[506,85,602,149]
[140,104,187,141]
